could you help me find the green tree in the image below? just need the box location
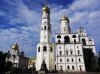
[83,48,95,71]
[0,51,7,73]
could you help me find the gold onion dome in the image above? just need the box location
[12,43,18,49]
[42,6,50,13]
[61,16,69,22]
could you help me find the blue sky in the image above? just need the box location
[0,0,100,57]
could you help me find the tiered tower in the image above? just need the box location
[36,6,55,71]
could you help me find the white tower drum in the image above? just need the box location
[61,16,70,34]
[36,6,55,71]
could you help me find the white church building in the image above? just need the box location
[36,5,96,72]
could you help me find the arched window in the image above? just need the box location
[72,35,76,38]
[72,58,74,62]
[43,46,47,51]
[79,65,82,71]
[60,66,63,71]
[74,39,76,43]
[72,66,74,70]
[67,66,70,70]
[59,51,62,55]
[77,50,80,55]
[38,47,40,52]
[89,39,92,41]
[44,26,46,30]
[67,58,69,62]
[79,58,81,62]
[64,36,70,43]
[60,59,62,62]
[58,40,61,43]
[71,51,73,55]
[82,38,86,45]
[50,47,53,51]
[66,51,68,55]
[57,35,61,38]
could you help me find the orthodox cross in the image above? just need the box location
[44,0,48,6]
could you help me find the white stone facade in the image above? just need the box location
[36,6,55,71]
[36,6,96,72]
[55,17,96,72]
[6,43,29,70]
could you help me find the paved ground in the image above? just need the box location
[13,72,100,74]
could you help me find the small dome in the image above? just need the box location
[12,43,18,49]
[42,6,50,13]
[61,16,69,22]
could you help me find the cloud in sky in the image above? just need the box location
[0,0,100,57]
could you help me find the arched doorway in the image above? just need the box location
[82,38,86,45]
[64,36,70,43]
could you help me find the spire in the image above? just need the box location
[79,26,84,32]
[44,0,47,6]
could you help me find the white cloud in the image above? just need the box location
[0,0,100,57]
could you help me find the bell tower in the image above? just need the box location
[40,6,51,43]
[36,5,55,71]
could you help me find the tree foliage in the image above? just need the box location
[83,48,95,71]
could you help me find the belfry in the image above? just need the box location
[36,5,55,71]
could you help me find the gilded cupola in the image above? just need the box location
[61,16,69,23]
[42,6,50,13]
[12,43,19,49]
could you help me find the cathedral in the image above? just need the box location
[6,43,29,70]
[36,5,97,72]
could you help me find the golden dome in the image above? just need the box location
[42,6,50,13]
[12,43,18,49]
[61,16,69,22]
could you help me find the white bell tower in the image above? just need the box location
[40,6,51,43]
[36,6,55,71]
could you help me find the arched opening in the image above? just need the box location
[57,35,61,38]
[66,51,68,55]
[58,40,61,43]
[79,58,81,62]
[67,66,70,70]
[60,66,63,71]
[72,35,76,38]
[82,38,86,45]
[72,66,74,70]
[59,51,62,55]
[55,65,56,71]
[71,51,73,55]
[67,59,69,62]
[50,47,53,51]
[43,46,47,51]
[64,36,70,43]
[72,58,74,62]
[44,26,46,30]
[38,47,40,52]
[60,59,62,62]
[74,39,76,43]
[79,65,82,71]
[89,39,92,41]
